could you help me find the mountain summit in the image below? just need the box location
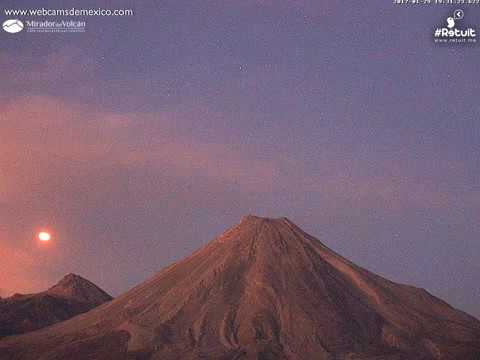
[1,216,479,359]
[0,274,112,339]
[46,273,112,305]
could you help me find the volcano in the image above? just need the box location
[1,216,479,359]
[0,273,112,339]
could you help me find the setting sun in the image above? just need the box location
[38,232,51,242]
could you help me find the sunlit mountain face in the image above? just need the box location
[1,217,479,359]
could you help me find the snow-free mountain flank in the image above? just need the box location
[0,216,479,359]
[0,274,112,339]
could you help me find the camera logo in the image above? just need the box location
[447,9,464,29]
[2,19,24,34]
[447,17,455,29]
[434,9,476,44]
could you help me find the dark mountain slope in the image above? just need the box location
[0,273,112,338]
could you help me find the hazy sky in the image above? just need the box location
[1,1,479,318]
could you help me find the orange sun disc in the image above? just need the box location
[38,232,51,242]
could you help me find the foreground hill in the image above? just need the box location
[1,216,479,359]
[0,273,112,338]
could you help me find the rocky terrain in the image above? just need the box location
[0,273,112,339]
[0,216,479,359]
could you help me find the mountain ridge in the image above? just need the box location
[0,273,112,339]
[0,216,479,359]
